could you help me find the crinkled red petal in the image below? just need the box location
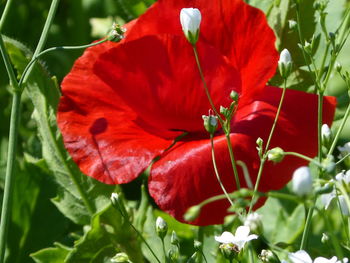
[127,0,279,105]
[58,39,173,184]
[148,86,336,225]
[93,34,241,134]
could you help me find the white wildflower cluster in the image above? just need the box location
[320,170,350,216]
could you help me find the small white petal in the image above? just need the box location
[338,195,350,216]
[235,225,251,239]
[214,231,235,244]
[289,250,313,263]
[314,256,338,263]
[338,142,350,153]
[321,192,336,209]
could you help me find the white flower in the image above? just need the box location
[338,142,350,153]
[292,166,313,196]
[335,170,350,184]
[288,250,348,263]
[214,226,258,251]
[279,49,292,65]
[180,8,201,44]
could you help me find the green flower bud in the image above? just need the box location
[230,90,239,101]
[171,231,179,246]
[108,23,126,42]
[202,114,218,134]
[168,247,179,262]
[267,147,284,163]
[184,205,201,222]
[219,243,238,261]
[321,233,329,244]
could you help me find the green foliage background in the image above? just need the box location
[0,0,350,262]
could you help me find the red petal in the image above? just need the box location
[148,87,336,225]
[58,40,173,184]
[93,34,241,133]
[127,0,278,105]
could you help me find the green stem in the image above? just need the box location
[300,204,314,250]
[210,134,234,206]
[113,200,161,263]
[225,133,240,190]
[318,206,344,258]
[0,0,14,31]
[0,92,21,263]
[283,152,321,166]
[248,159,265,213]
[161,239,168,263]
[192,45,222,123]
[0,1,61,262]
[192,45,240,190]
[266,191,301,203]
[336,152,350,165]
[318,93,324,168]
[265,78,288,152]
[295,3,319,90]
[328,100,350,155]
[0,1,26,261]
[19,38,108,88]
[249,78,288,213]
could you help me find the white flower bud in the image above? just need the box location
[156,216,168,239]
[180,8,201,44]
[278,49,292,78]
[322,124,331,140]
[292,166,313,196]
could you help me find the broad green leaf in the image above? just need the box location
[258,196,304,246]
[4,36,115,225]
[31,243,72,263]
[65,204,143,263]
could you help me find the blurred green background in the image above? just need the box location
[0,0,350,262]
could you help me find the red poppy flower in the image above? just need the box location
[57,0,336,225]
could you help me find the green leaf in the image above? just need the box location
[258,194,304,246]
[65,204,143,263]
[4,36,115,225]
[31,243,72,263]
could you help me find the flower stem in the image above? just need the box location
[265,78,288,152]
[210,134,234,206]
[0,1,60,262]
[318,93,324,168]
[328,98,350,155]
[0,91,21,263]
[0,0,14,30]
[249,78,288,213]
[192,45,222,122]
[283,152,321,167]
[19,38,108,88]
[192,45,241,190]
[300,204,314,250]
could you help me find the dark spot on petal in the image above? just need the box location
[89,118,108,135]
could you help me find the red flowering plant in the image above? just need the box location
[57,0,336,226]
